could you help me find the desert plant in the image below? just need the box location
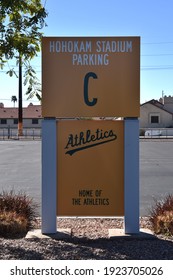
[0,190,38,237]
[149,194,173,235]
[139,129,145,136]
[0,211,28,237]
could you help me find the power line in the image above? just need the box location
[142,41,173,45]
[142,54,173,56]
[0,70,41,73]
[141,66,173,70]
[0,98,40,102]
[1,65,173,72]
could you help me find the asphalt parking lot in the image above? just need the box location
[0,141,41,212]
[0,139,173,216]
[140,139,173,215]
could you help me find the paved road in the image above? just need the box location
[0,141,41,214]
[140,139,173,215]
[0,140,173,216]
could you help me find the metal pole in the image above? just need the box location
[18,55,23,136]
[42,118,57,234]
[124,118,139,234]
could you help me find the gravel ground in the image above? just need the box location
[1,218,173,260]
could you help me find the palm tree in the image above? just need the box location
[11,95,17,107]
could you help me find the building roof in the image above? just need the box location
[0,103,42,119]
[141,99,173,115]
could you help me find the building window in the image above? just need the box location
[151,116,159,123]
[14,119,18,124]
[1,119,7,124]
[32,119,38,124]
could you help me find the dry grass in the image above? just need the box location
[0,190,38,237]
[149,194,173,235]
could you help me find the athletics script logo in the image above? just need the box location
[65,128,117,156]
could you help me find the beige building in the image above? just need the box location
[159,95,173,113]
[0,103,42,128]
[140,98,173,128]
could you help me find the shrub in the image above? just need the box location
[139,129,145,136]
[0,211,28,237]
[149,194,173,235]
[0,190,38,237]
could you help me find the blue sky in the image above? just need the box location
[1,0,173,107]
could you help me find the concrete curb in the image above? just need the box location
[25,228,156,240]
[25,228,71,239]
[109,228,156,239]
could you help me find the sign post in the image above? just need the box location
[41,36,140,235]
[42,118,57,234]
[124,118,139,234]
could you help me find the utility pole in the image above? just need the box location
[18,55,23,136]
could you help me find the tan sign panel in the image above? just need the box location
[57,120,124,216]
[42,37,140,118]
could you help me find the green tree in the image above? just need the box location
[0,0,47,135]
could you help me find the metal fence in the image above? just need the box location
[0,127,42,140]
[140,128,173,139]
[1,127,173,140]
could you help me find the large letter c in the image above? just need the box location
[84,72,98,106]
